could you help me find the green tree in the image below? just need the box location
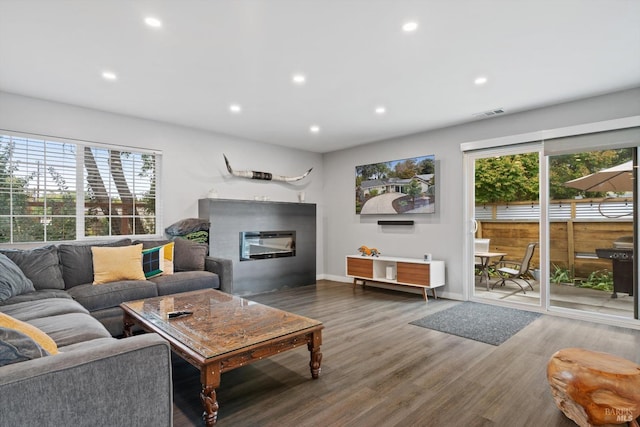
[0,140,31,242]
[549,149,631,199]
[392,159,418,178]
[418,157,435,174]
[405,179,422,207]
[475,153,539,203]
[139,154,156,216]
[356,163,391,182]
[475,149,632,204]
[46,165,76,241]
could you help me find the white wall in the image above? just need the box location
[322,88,640,299]
[0,92,325,272]
[3,88,639,289]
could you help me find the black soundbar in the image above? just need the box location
[377,220,414,226]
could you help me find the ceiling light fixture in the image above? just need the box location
[102,71,117,81]
[309,125,320,133]
[375,106,386,115]
[402,21,418,32]
[144,17,162,28]
[229,104,242,113]
[292,74,306,85]
[474,76,488,85]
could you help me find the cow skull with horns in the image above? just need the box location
[224,154,313,182]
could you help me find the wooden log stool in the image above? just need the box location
[547,348,640,427]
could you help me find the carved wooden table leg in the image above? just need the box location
[200,362,222,427]
[122,312,135,337]
[308,330,323,379]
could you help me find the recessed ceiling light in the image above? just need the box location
[474,76,488,85]
[229,104,242,113]
[402,21,418,32]
[375,106,386,115]
[292,74,306,85]
[102,71,117,81]
[144,17,162,28]
[309,125,320,133]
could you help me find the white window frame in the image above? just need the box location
[0,130,162,243]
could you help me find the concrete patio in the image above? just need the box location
[475,277,635,319]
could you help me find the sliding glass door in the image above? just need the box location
[464,124,640,323]
[466,143,542,307]
[547,148,636,319]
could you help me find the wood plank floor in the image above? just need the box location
[172,280,640,427]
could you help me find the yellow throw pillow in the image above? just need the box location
[0,312,58,355]
[92,244,146,285]
[161,242,174,275]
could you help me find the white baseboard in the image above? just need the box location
[317,274,351,283]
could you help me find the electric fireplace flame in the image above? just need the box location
[240,231,296,261]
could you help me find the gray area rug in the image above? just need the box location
[410,302,542,346]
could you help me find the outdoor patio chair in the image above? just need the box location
[474,238,490,257]
[493,242,537,294]
[474,238,490,278]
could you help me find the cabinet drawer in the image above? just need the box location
[397,262,430,286]
[347,258,373,278]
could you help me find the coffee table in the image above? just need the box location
[121,289,323,426]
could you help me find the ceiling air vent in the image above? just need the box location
[473,108,505,118]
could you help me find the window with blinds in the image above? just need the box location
[0,133,159,243]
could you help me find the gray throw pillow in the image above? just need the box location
[0,254,36,302]
[58,238,132,288]
[0,327,49,366]
[173,237,208,272]
[0,245,65,290]
[132,239,171,249]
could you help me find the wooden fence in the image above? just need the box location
[476,198,633,278]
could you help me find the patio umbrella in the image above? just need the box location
[563,160,635,193]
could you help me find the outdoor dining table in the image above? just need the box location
[475,251,507,290]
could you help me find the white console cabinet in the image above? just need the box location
[346,255,445,301]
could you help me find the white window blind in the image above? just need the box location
[83,146,157,237]
[0,132,160,243]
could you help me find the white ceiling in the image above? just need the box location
[1,1,639,153]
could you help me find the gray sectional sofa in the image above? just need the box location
[0,237,232,336]
[0,303,173,426]
[0,237,234,426]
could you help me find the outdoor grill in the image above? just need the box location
[595,236,634,298]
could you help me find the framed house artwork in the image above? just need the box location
[355,154,435,215]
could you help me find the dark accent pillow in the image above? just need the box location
[165,218,210,236]
[142,246,163,278]
[0,245,65,290]
[0,327,49,367]
[173,238,208,272]
[58,238,132,288]
[0,254,36,302]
